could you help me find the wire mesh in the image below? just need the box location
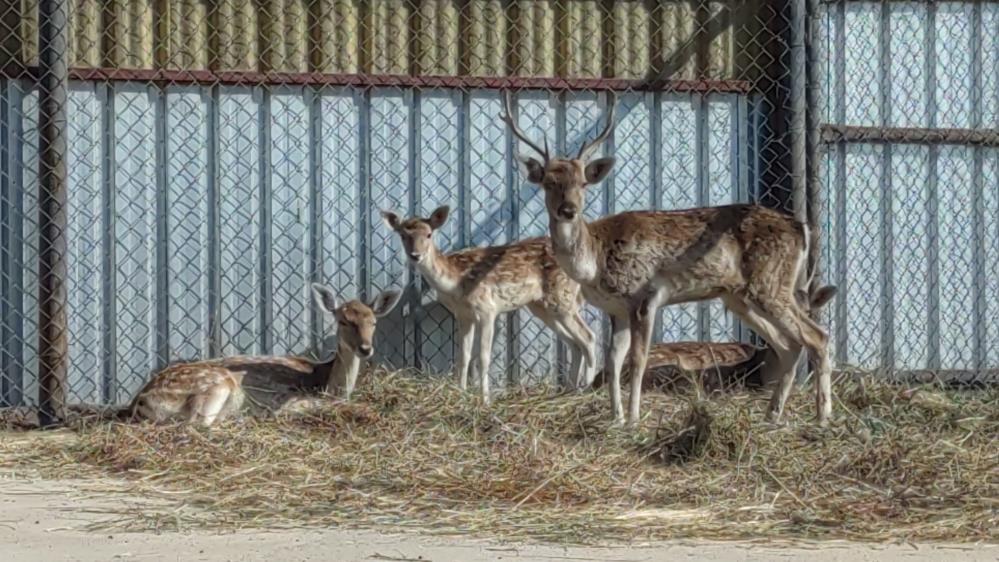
[819,0,999,384]
[0,0,995,412]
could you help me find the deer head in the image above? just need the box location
[501,92,617,222]
[380,205,450,265]
[311,283,402,359]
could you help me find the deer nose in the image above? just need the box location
[557,204,578,221]
[358,344,373,358]
[408,252,421,261]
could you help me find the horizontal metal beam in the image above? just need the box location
[821,124,999,147]
[0,65,754,95]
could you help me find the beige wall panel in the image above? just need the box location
[464,0,507,76]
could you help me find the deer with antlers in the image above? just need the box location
[500,93,834,427]
[381,205,597,403]
[127,283,401,427]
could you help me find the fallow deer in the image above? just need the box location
[501,93,834,427]
[592,285,837,394]
[127,283,401,427]
[381,206,597,403]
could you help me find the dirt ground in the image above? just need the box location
[0,476,994,562]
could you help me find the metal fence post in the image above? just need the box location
[36,0,70,425]
[790,0,809,383]
[805,0,822,302]
[790,0,808,225]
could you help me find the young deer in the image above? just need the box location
[127,283,401,427]
[592,285,837,394]
[501,93,834,427]
[381,206,597,403]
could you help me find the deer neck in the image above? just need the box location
[415,245,462,295]
[549,216,599,284]
[327,342,363,400]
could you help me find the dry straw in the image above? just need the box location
[2,368,997,544]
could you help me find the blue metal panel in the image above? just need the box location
[368,89,412,368]
[217,87,263,356]
[985,5,999,127]
[936,146,975,369]
[1,82,37,407]
[707,97,736,342]
[659,95,698,343]
[889,3,928,127]
[844,4,881,126]
[843,145,882,368]
[18,86,39,406]
[1,83,758,404]
[466,90,511,384]
[318,88,362,354]
[935,3,974,129]
[268,88,311,356]
[418,89,461,375]
[821,148,840,357]
[165,87,211,361]
[513,91,556,384]
[112,84,158,397]
[613,92,652,213]
[985,150,999,367]
[65,83,104,403]
[890,145,931,370]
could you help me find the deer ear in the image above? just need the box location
[369,289,403,318]
[427,205,450,230]
[381,209,402,230]
[809,285,838,310]
[311,283,340,315]
[584,157,615,185]
[516,155,546,185]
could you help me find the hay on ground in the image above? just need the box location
[1,369,996,544]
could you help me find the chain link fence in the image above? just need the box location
[818,0,999,384]
[0,0,994,415]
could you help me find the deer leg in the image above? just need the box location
[550,314,593,391]
[606,314,631,426]
[793,308,834,424]
[724,295,798,422]
[529,305,578,390]
[476,313,497,405]
[626,301,658,427]
[455,317,476,391]
[747,297,830,424]
[571,312,598,388]
[187,385,231,428]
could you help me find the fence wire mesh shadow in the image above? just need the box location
[0,0,995,413]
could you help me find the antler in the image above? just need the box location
[500,91,549,163]
[576,93,617,161]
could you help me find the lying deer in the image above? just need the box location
[127,283,401,427]
[592,285,837,393]
[381,205,597,403]
[501,93,834,427]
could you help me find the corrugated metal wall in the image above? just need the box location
[820,1,999,375]
[0,83,751,406]
[0,0,765,81]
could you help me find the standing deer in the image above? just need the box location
[501,93,834,427]
[127,283,401,427]
[381,206,597,403]
[592,285,837,394]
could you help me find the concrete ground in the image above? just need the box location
[1,476,995,562]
